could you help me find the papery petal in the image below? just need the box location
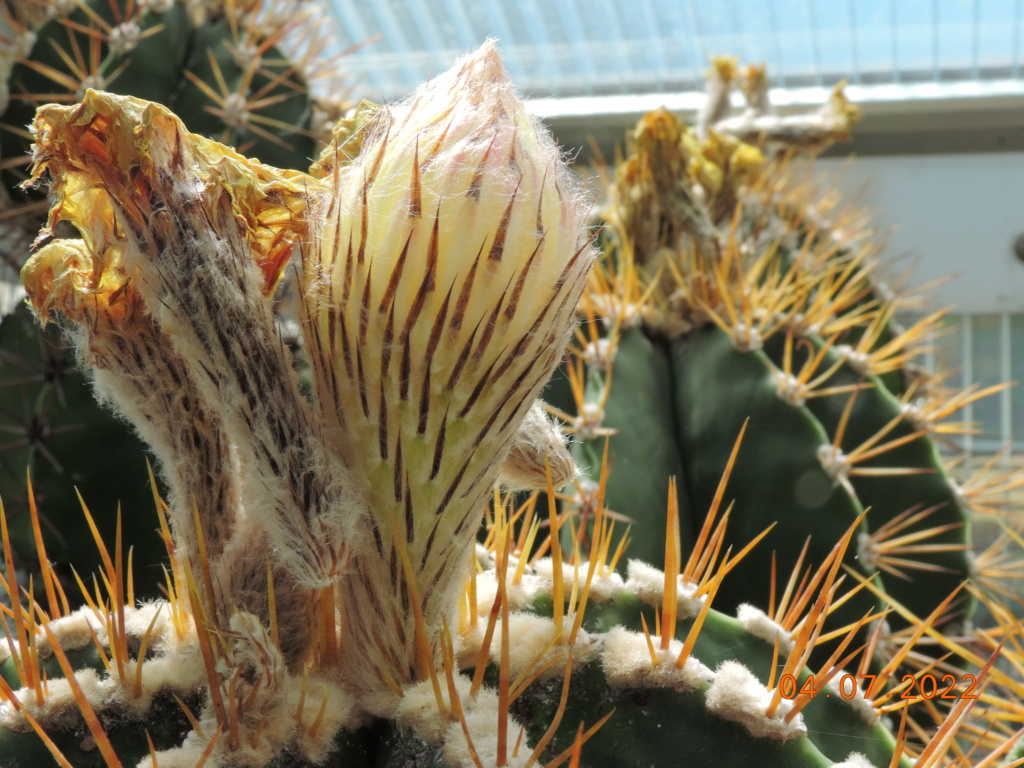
[25,89,309,298]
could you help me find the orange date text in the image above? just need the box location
[776,673,979,701]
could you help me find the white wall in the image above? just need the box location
[816,153,1024,314]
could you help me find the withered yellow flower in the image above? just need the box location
[24,89,366,596]
[22,94,323,654]
[25,91,309,299]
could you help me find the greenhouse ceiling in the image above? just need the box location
[327,0,1024,119]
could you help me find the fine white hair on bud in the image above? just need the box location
[301,40,596,693]
[499,400,577,491]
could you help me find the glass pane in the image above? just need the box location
[931,314,965,391]
[1011,315,1024,444]
[970,314,1003,446]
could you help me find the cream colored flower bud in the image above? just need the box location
[301,41,595,690]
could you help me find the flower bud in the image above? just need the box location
[301,41,595,690]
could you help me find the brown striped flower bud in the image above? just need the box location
[301,41,595,692]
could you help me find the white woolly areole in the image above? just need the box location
[832,752,877,768]
[601,627,714,692]
[898,401,929,433]
[475,543,495,571]
[625,560,705,619]
[856,531,879,570]
[441,694,530,768]
[286,675,356,765]
[396,677,478,744]
[529,558,626,605]
[138,749,211,768]
[771,369,806,407]
[867,619,898,669]
[469,567,542,617]
[736,604,795,657]
[108,21,142,54]
[948,476,968,505]
[817,443,850,482]
[1,667,104,733]
[704,661,806,741]
[836,344,871,375]
[396,676,518,759]
[584,569,626,604]
[530,557,570,585]
[508,571,548,610]
[139,615,356,768]
[122,602,170,641]
[509,613,600,678]
[0,605,104,664]
[582,338,615,370]
[825,673,880,727]
[14,29,37,58]
[458,613,600,683]
[0,603,202,732]
[573,402,605,439]
[471,571,501,618]
[732,322,764,352]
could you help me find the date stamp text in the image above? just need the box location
[777,673,979,700]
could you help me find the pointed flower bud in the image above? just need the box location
[300,41,595,691]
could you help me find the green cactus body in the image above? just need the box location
[669,325,883,642]
[0,304,165,596]
[557,96,990,680]
[570,325,695,564]
[759,333,972,627]
[569,319,881,631]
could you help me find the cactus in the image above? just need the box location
[0,44,1020,768]
[562,68,992,654]
[0,302,166,597]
